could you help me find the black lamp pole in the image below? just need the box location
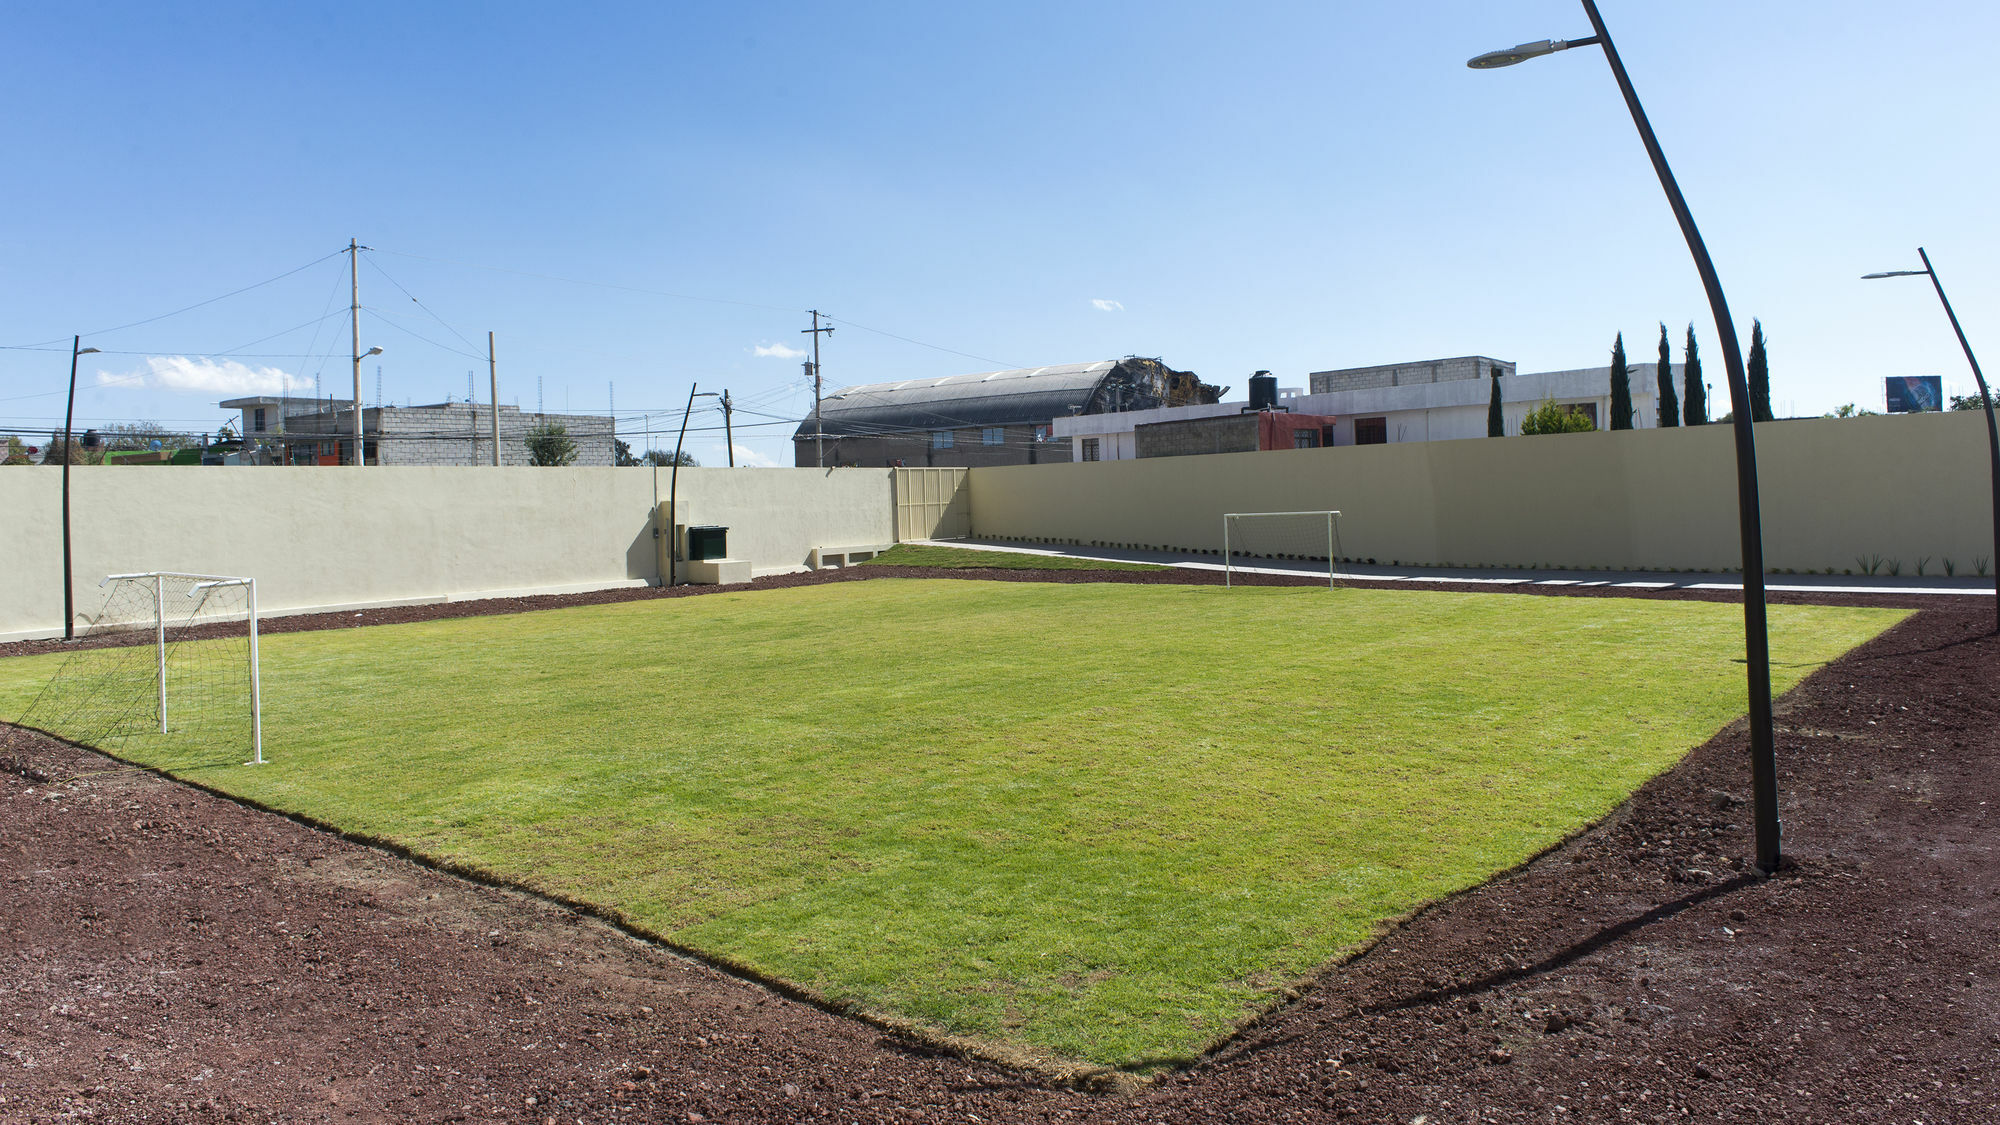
[665,386,719,587]
[60,336,102,641]
[1472,0,1781,874]
[1865,248,1999,633]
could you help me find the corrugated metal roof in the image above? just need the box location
[802,361,1119,436]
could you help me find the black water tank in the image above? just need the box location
[1248,371,1277,411]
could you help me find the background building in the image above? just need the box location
[792,357,1222,467]
[223,396,616,466]
[1052,356,1681,458]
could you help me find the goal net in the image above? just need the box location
[1223,510,1344,588]
[14,572,264,766]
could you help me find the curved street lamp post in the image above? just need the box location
[1471,0,1781,875]
[61,337,103,640]
[1864,250,1999,633]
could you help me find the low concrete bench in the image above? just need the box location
[808,543,894,570]
[683,557,753,585]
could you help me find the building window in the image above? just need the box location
[1292,429,1319,449]
[1354,417,1388,445]
[931,430,953,449]
[1033,424,1051,443]
[982,427,1004,445]
[253,407,266,432]
[1081,437,1101,462]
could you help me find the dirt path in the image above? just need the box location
[1,586,1995,1123]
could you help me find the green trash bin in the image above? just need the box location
[687,525,729,561]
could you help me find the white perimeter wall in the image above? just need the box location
[0,466,894,641]
[969,412,1993,576]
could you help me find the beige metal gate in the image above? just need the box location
[893,467,971,541]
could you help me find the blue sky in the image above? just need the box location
[4,1,1995,466]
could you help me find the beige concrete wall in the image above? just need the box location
[664,467,896,577]
[969,411,1994,575]
[1,465,897,640]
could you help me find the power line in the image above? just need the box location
[1,249,347,349]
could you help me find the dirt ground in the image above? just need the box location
[1,570,1995,1123]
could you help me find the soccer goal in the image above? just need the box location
[1222,511,1343,589]
[16,572,264,765]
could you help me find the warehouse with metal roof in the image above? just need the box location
[792,357,1221,467]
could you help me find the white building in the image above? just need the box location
[1052,356,1686,459]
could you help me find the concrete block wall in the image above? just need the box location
[969,411,1995,577]
[1135,415,1261,458]
[1311,356,1513,394]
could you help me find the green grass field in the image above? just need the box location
[0,581,1906,1073]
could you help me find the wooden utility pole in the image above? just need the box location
[349,239,363,467]
[488,332,500,465]
[721,389,735,466]
[802,310,835,467]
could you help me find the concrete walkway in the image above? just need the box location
[912,539,1996,599]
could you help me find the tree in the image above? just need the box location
[641,449,698,467]
[526,422,577,466]
[1747,319,1772,422]
[1683,324,1707,426]
[1825,404,1878,418]
[1608,332,1633,430]
[1950,391,1994,412]
[1655,322,1678,428]
[1519,399,1596,435]
[100,421,194,451]
[2,436,29,466]
[1487,371,1504,437]
[614,439,639,467]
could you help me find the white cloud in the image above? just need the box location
[1091,299,1124,312]
[99,355,310,396]
[753,342,808,359]
[730,444,777,468]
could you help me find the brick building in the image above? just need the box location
[1131,411,1339,460]
[222,396,615,466]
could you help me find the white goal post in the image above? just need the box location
[95,571,263,765]
[1222,511,1342,589]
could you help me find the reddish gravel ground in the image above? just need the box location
[1,570,1995,1123]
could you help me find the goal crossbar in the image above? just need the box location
[1223,510,1342,589]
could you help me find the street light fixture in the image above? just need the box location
[1471,0,1782,875]
[1865,248,1999,632]
[61,338,103,641]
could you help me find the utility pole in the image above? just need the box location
[721,389,735,466]
[348,236,364,464]
[488,332,500,466]
[803,310,835,467]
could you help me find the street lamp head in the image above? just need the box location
[76,347,101,356]
[1467,39,1565,69]
[362,346,384,357]
[1862,270,1928,280]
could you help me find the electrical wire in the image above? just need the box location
[0,249,347,350]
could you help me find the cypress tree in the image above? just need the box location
[1748,319,1772,422]
[1487,370,1504,436]
[1609,332,1633,430]
[1683,324,1707,425]
[1656,322,1678,427]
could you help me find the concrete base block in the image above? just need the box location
[684,557,753,585]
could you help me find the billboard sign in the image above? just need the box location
[1885,375,1943,413]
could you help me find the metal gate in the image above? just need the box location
[894,467,971,541]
